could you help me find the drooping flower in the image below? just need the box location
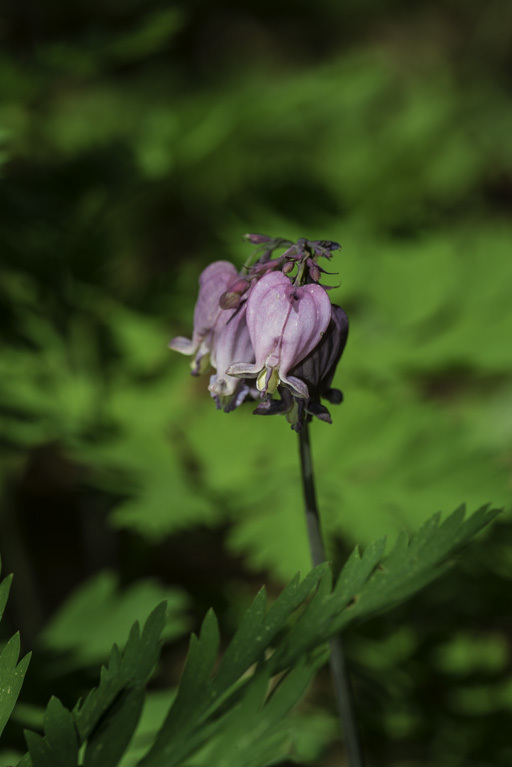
[226,271,332,398]
[169,260,238,374]
[291,304,349,408]
[169,234,349,427]
[252,304,348,430]
[208,302,255,412]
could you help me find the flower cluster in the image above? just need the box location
[169,235,348,431]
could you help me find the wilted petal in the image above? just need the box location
[227,271,332,398]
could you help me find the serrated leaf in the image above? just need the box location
[24,698,78,767]
[83,688,145,767]
[138,609,220,767]
[19,604,167,767]
[271,506,499,672]
[138,568,327,767]
[132,601,168,685]
[43,698,78,766]
[0,633,31,738]
[332,505,500,632]
[0,572,13,623]
[191,661,318,767]
[212,565,328,696]
[74,602,166,742]
[23,732,51,767]
[333,537,387,605]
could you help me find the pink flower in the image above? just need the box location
[226,271,332,398]
[208,303,255,411]
[169,261,238,374]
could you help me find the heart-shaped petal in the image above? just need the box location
[226,271,331,397]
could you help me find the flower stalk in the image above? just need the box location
[298,420,365,767]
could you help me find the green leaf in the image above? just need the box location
[83,688,145,767]
[0,634,31,738]
[24,697,78,767]
[138,568,327,767]
[138,502,496,767]
[19,603,167,767]
[0,565,31,740]
[185,660,323,767]
[334,504,501,630]
[212,565,328,696]
[270,506,498,671]
[138,609,220,767]
[117,690,177,767]
[0,572,13,623]
[74,602,166,742]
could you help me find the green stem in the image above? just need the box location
[298,420,365,767]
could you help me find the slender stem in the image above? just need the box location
[298,420,365,767]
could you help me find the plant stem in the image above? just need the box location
[298,420,365,767]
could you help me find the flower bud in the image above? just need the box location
[307,260,321,282]
[243,233,274,244]
[219,291,242,310]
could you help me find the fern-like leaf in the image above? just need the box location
[19,602,167,767]
[138,565,329,767]
[138,505,497,767]
[272,504,499,670]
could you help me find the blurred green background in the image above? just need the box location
[0,0,511,765]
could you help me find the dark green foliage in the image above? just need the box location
[74,602,167,742]
[138,568,330,767]
[138,505,496,767]
[82,688,145,767]
[17,604,167,767]
[0,565,31,740]
[23,698,78,767]
[5,505,497,767]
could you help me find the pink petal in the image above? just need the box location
[244,272,332,395]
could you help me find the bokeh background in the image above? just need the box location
[1,0,511,765]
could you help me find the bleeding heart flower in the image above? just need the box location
[290,304,349,407]
[226,271,332,398]
[169,260,238,374]
[208,303,255,411]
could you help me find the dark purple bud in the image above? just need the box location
[289,304,349,404]
[315,240,341,251]
[228,277,251,294]
[280,245,300,259]
[308,240,341,258]
[219,276,251,309]
[282,260,295,275]
[249,258,283,276]
[257,304,348,430]
[243,233,274,244]
[219,291,242,310]
[307,259,321,282]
